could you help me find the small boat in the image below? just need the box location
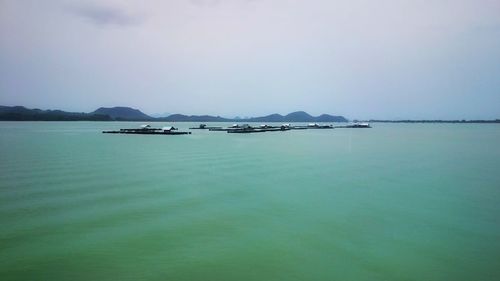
[190,124,207,129]
[162,126,178,131]
[189,124,223,130]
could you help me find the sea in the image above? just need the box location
[1,121,499,281]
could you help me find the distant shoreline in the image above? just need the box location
[1,105,498,123]
[361,120,500,124]
[0,105,347,123]
[1,118,499,123]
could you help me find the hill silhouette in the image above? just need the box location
[0,106,111,121]
[92,107,152,120]
[0,105,348,122]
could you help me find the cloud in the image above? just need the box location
[67,3,142,26]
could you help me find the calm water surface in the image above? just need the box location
[1,122,500,280]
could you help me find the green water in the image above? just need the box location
[1,122,500,281]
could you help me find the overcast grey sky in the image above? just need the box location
[1,0,499,119]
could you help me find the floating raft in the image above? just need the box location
[209,124,290,133]
[334,123,371,128]
[209,125,242,131]
[103,126,191,135]
[227,127,291,134]
[208,128,231,131]
[291,125,334,130]
[212,123,340,133]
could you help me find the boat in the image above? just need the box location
[189,124,223,130]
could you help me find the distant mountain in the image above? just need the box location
[0,105,348,122]
[2,105,498,123]
[159,111,347,122]
[92,107,152,120]
[315,113,348,122]
[159,114,230,122]
[0,106,111,121]
[284,111,313,121]
[247,113,284,122]
[246,111,347,122]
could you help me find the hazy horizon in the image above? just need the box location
[1,0,499,120]
[2,103,500,121]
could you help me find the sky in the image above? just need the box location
[1,0,499,119]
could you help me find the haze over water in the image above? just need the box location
[1,122,500,280]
